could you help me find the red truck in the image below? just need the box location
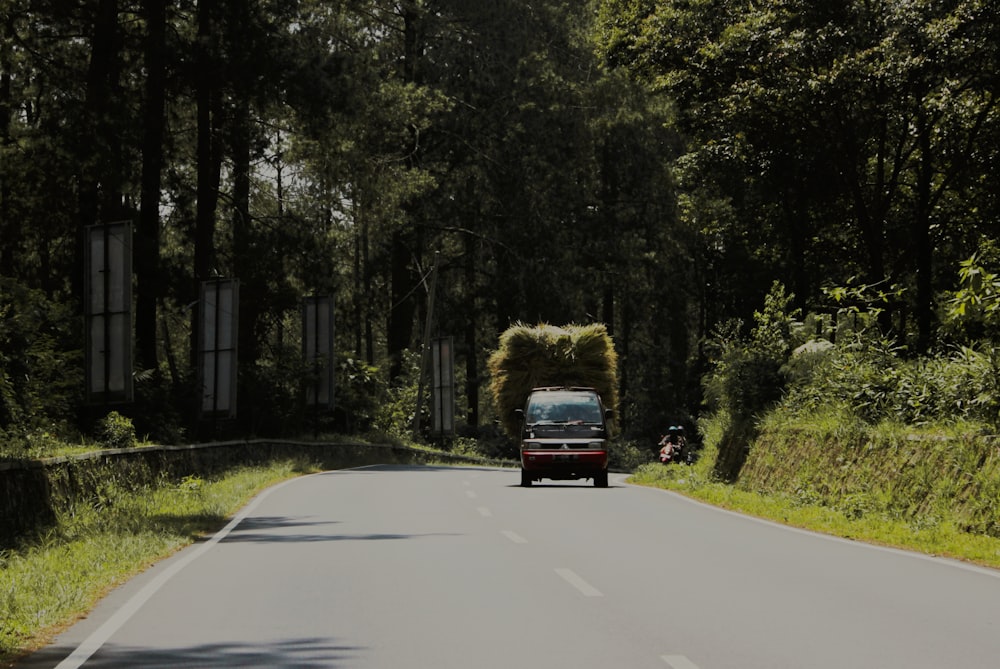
[515,387,613,488]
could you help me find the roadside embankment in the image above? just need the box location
[0,440,510,549]
[738,422,1000,538]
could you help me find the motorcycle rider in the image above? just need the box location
[659,425,686,463]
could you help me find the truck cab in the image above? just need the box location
[515,387,612,487]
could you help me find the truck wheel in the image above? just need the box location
[594,471,608,488]
[520,470,533,487]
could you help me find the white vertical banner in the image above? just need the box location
[302,295,335,409]
[85,222,133,404]
[431,336,455,435]
[199,278,239,417]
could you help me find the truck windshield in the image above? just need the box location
[526,393,603,425]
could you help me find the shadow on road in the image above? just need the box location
[219,516,461,544]
[27,637,364,668]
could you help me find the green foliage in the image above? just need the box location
[781,336,1000,430]
[237,349,307,437]
[0,279,82,450]
[738,416,1000,539]
[131,370,187,445]
[608,439,654,471]
[823,278,907,322]
[702,283,799,420]
[96,412,137,451]
[372,350,422,442]
[597,0,1000,356]
[334,357,381,434]
[946,248,1000,342]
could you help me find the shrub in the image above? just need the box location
[334,356,381,433]
[782,337,1000,430]
[0,279,82,454]
[373,350,422,441]
[702,282,799,421]
[946,246,1000,343]
[97,411,137,450]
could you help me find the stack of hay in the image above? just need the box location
[487,322,619,437]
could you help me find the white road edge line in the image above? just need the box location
[555,568,603,597]
[634,479,1000,580]
[661,655,701,669]
[501,530,527,544]
[55,474,306,669]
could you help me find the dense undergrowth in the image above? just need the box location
[633,274,1000,569]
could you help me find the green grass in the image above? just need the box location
[0,459,319,665]
[630,462,1000,570]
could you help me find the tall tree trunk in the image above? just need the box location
[0,34,12,277]
[387,2,425,380]
[191,0,222,366]
[914,114,934,354]
[230,0,258,367]
[136,0,167,371]
[388,229,418,379]
[362,202,374,365]
[77,0,123,301]
[463,233,479,429]
[353,200,363,358]
[232,98,256,365]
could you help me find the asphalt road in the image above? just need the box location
[23,465,1000,668]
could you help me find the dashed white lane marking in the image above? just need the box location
[465,490,477,499]
[661,655,700,669]
[477,506,492,517]
[501,530,528,544]
[555,568,603,597]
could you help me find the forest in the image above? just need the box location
[1,0,998,461]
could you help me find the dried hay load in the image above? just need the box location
[487,322,618,437]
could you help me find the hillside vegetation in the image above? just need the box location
[632,276,1000,566]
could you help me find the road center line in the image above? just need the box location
[661,655,700,669]
[501,530,527,544]
[555,568,603,597]
[477,506,492,517]
[465,490,477,499]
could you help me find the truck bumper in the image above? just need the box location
[520,450,608,480]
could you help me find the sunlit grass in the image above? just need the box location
[630,462,1000,570]
[0,459,319,665]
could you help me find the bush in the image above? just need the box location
[373,350,422,441]
[702,283,799,421]
[96,411,137,450]
[0,279,82,454]
[334,356,381,434]
[782,337,1000,430]
[609,439,654,471]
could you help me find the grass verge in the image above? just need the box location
[630,462,1000,571]
[0,458,319,666]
